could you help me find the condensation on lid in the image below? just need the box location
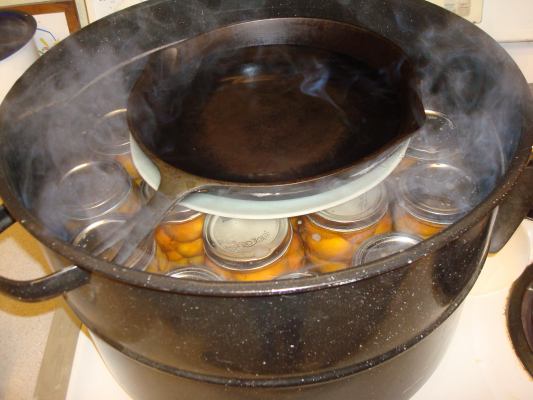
[72,218,155,270]
[58,161,132,220]
[87,109,131,156]
[353,232,422,265]
[397,162,478,224]
[204,216,291,269]
[309,183,388,231]
[167,267,224,281]
[406,110,456,161]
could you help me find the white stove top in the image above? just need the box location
[65,220,533,400]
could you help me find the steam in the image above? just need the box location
[0,0,527,271]
[300,60,336,107]
[383,2,525,195]
[299,58,356,131]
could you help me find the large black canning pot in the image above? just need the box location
[0,1,532,399]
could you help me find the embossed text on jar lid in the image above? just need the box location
[309,183,388,231]
[72,218,155,270]
[58,160,132,220]
[87,109,131,156]
[406,110,456,161]
[203,216,291,270]
[397,162,478,225]
[353,232,422,266]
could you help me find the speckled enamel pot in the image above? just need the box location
[0,1,532,399]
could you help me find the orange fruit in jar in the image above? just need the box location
[302,229,353,261]
[166,250,185,262]
[394,208,444,239]
[175,238,204,258]
[301,217,340,239]
[290,217,302,233]
[187,255,206,265]
[287,233,305,270]
[375,213,393,235]
[205,253,291,282]
[307,252,348,274]
[116,153,141,181]
[155,227,174,252]
[163,215,205,242]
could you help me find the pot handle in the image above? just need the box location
[0,205,90,302]
[489,157,533,253]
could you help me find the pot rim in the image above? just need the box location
[1,3,533,297]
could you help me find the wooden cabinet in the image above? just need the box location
[0,0,87,30]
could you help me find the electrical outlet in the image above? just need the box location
[426,0,484,23]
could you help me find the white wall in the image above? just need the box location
[478,0,533,42]
[499,42,533,83]
[476,0,533,82]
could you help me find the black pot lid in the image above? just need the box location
[507,263,533,377]
[0,10,37,61]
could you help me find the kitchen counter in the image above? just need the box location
[0,223,79,400]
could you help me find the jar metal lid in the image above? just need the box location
[87,109,131,157]
[72,218,155,270]
[353,232,422,266]
[166,267,224,281]
[58,161,132,220]
[309,183,388,231]
[406,110,456,161]
[397,162,478,225]
[203,216,291,271]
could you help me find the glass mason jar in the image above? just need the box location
[393,162,479,239]
[203,216,305,281]
[301,182,392,273]
[352,232,422,266]
[396,110,457,172]
[153,205,206,272]
[57,160,141,238]
[86,108,141,181]
[72,218,161,271]
[166,266,225,281]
